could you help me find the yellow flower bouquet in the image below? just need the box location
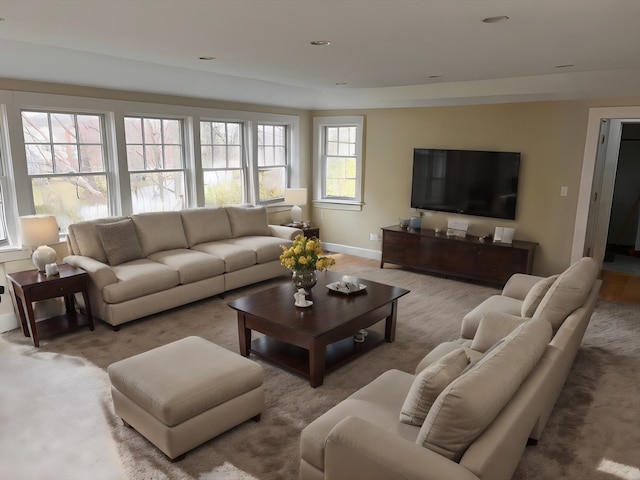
[280,234,335,273]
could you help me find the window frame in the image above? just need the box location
[313,116,364,211]
[199,119,246,207]
[19,108,112,232]
[123,114,189,214]
[256,122,289,205]
[0,89,301,245]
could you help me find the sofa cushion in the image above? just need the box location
[470,311,528,353]
[192,242,257,272]
[67,216,127,263]
[400,349,469,426]
[521,274,559,317]
[461,295,523,339]
[131,211,188,257]
[181,207,232,247]
[225,206,271,238]
[102,259,180,304]
[147,248,226,284]
[533,257,598,331]
[95,219,144,266]
[416,318,552,461]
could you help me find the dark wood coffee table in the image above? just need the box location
[227,271,409,387]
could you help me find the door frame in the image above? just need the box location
[572,106,640,266]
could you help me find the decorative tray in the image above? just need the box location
[326,282,367,295]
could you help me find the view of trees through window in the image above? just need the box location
[200,120,244,206]
[325,125,357,198]
[12,105,294,239]
[21,111,108,231]
[257,124,287,203]
[124,117,186,213]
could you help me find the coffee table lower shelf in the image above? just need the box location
[249,329,384,383]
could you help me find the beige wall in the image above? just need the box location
[312,97,640,276]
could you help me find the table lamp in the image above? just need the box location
[20,215,59,272]
[284,188,307,224]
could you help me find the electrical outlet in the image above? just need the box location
[369,233,380,241]
[560,186,568,197]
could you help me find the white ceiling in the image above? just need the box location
[1,0,639,110]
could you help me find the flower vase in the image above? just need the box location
[292,270,317,293]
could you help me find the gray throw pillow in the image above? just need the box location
[95,219,144,266]
[399,349,470,426]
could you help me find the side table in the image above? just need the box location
[7,263,94,347]
[282,223,320,239]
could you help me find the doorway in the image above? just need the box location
[573,108,640,303]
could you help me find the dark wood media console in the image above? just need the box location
[381,225,537,285]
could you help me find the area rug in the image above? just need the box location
[1,263,639,479]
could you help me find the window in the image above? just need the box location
[257,124,287,203]
[313,116,364,210]
[21,110,109,231]
[200,120,244,206]
[124,116,186,213]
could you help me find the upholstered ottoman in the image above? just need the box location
[107,336,264,460]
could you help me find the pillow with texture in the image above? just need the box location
[521,274,559,317]
[95,219,144,266]
[470,311,528,353]
[400,349,469,426]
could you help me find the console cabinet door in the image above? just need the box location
[382,230,418,265]
[477,244,531,284]
[419,237,476,277]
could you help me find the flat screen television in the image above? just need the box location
[410,148,521,220]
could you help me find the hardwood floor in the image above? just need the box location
[599,270,640,304]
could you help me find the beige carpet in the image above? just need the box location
[1,259,639,479]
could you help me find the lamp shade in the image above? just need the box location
[284,188,307,207]
[20,215,60,272]
[284,188,307,224]
[20,215,59,247]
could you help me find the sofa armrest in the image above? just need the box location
[269,225,303,240]
[63,255,117,289]
[324,416,479,480]
[501,273,546,300]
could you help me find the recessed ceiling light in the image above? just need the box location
[199,56,215,61]
[555,64,575,69]
[310,41,331,46]
[335,82,347,86]
[482,15,510,23]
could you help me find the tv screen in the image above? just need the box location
[410,148,521,220]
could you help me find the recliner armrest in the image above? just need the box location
[324,416,480,480]
[501,273,546,300]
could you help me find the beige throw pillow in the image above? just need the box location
[225,206,271,237]
[95,219,144,266]
[470,311,528,353]
[399,349,469,426]
[417,318,552,462]
[521,274,559,317]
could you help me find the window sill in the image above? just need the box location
[0,247,32,264]
[312,200,363,212]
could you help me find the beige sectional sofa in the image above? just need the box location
[64,206,301,328]
[300,257,601,480]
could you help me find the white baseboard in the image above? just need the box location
[322,242,382,261]
[0,312,18,334]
